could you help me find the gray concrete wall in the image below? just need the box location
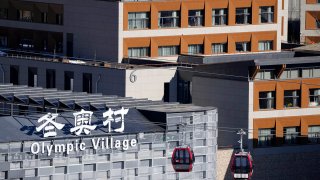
[0,56,126,97]
[0,0,120,62]
[217,145,320,180]
[192,76,249,148]
[0,56,178,102]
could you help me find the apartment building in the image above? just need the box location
[301,0,320,44]
[0,0,288,62]
[178,53,320,149]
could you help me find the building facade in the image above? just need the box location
[0,84,218,180]
[0,55,178,102]
[300,0,320,44]
[178,53,320,149]
[0,0,288,62]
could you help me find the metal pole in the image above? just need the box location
[237,129,246,152]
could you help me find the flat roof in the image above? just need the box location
[138,104,216,113]
[0,109,164,143]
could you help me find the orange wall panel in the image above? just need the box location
[306,0,318,4]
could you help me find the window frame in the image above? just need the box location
[188,44,204,55]
[283,90,300,108]
[259,6,274,23]
[259,91,275,110]
[158,11,180,28]
[235,8,251,24]
[211,43,227,54]
[158,45,179,57]
[258,40,273,51]
[128,12,150,30]
[128,47,150,58]
[212,8,228,26]
[188,9,204,27]
[309,89,320,107]
[235,41,251,52]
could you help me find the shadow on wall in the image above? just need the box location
[219,139,320,180]
[162,71,177,102]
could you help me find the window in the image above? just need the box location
[259,91,275,109]
[236,42,251,52]
[41,12,48,23]
[258,128,275,147]
[256,70,275,80]
[19,38,34,49]
[309,89,320,107]
[18,10,33,22]
[128,47,149,57]
[56,14,63,25]
[308,126,320,143]
[258,41,273,51]
[316,19,320,28]
[0,8,8,19]
[158,46,179,56]
[284,90,300,108]
[0,36,7,47]
[212,43,227,54]
[302,67,320,78]
[212,9,227,25]
[236,8,251,24]
[283,127,299,144]
[280,68,300,79]
[158,11,180,28]
[259,6,274,23]
[188,10,204,27]
[188,44,203,54]
[128,12,150,29]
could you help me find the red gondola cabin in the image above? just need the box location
[231,151,254,179]
[171,147,195,172]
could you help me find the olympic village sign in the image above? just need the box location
[30,107,138,156]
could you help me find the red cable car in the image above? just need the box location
[171,147,195,172]
[230,151,254,180]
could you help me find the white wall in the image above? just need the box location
[125,67,177,101]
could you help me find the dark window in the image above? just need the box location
[258,128,275,147]
[308,126,320,144]
[188,10,204,27]
[212,9,227,25]
[163,82,170,102]
[259,91,275,109]
[83,73,92,93]
[283,127,300,145]
[158,11,180,28]
[284,90,300,108]
[236,8,251,24]
[46,69,56,88]
[0,36,7,47]
[236,42,251,52]
[259,6,274,23]
[212,43,227,54]
[188,44,203,54]
[41,12,48,23]
[28,67,37,87]
[309,89,320,107]
[67,33,73,57]
[177,79,192,104]
[10,66,19,85]
[56,14,63,25]
[64,71,74,91]
[0,8,8,19]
